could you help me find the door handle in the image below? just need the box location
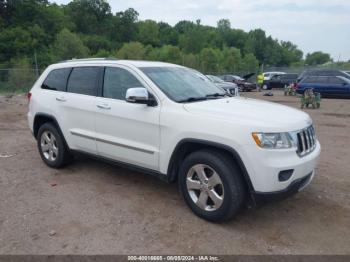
[97,103,111,110]
[56,97,66,102]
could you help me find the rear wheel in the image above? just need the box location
[37,123,72,168]
[179,150,246,222]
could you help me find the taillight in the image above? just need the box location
[27,92,32,102]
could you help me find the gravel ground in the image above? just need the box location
[0,90,349,255]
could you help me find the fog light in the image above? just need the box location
[278,169,294,182]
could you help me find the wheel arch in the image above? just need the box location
[33,113,70,149]
[167,139,254,192]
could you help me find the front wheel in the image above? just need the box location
[179,150,246,222]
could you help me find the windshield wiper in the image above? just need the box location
[205,93,227,98]
[178,97,208,103]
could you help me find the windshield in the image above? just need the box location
[206,75,224,83]
[140,67,226,102]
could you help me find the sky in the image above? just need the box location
[53,0,350,61]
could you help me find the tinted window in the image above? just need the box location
[103,67,144,100]
[281,74,297,80]
[67,67,100,96]
[328,77,344,84]
[316,77,328,83]
[302,77,315,83]
[42,68,71,91]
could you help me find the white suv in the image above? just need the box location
[28,59,321,222]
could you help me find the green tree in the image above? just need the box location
[305,51,332,65]
[158,22,178,46]
[157,45,182,64]
[82,35,111,55]
[183,53,198,69]
[221,47,242,73]
[241,53,259,74]
[111,8,139,43]
[65,0,111,34]
[53,28,89,60]
[8,57,36,92]
[138,20,159,46]
[116,42,146,60]
[199,48,220,74]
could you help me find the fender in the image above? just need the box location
[33,113,70,150]
[167,138,255,192]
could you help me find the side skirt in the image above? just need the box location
[70,149,170,183]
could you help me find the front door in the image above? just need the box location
[94,66,160,171]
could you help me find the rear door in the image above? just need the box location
[94,66,160,171]
[310,77,328,94]
[269,75,281,88]
[57,66,103,154]
[326,76,349,95]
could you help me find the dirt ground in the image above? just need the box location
[0,90,349,255]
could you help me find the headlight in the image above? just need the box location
[252,132,295,149]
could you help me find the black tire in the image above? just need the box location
[37,122,72,168]
[178,149,246,222]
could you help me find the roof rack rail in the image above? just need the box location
[59,57,118,63]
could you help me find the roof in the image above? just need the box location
[56,58,181,68]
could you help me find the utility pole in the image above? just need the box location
[34,50,39,78]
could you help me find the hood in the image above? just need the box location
[243,73,255,80]
[216,82,238,90]
[183,97,311,132]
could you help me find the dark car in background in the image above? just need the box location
[219,74,256,92]
[296,76,350,97]
[298,69,350,82]
[262,73,298,90]
[206,75,239,96]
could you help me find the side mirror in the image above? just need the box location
[125,87,157,106]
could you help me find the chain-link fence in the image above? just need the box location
[0,69,39,94]
[1,64,349,94]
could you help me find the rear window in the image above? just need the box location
[67,67,100,96]
[42,68,71,91]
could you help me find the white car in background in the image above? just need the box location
[263,71,285,81]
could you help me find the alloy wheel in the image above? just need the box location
[186,164,224,211]
[40,131,58,162]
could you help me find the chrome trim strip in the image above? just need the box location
[70,131,154,155]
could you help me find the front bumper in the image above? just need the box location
[240,140,321,193]
[252,170,314,205]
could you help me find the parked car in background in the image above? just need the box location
[206,75,239,96]
[296,76,350,97]
[298,69,350,82]
[263,71,285,81]
[262,73,298,90]
[219,74,256,92]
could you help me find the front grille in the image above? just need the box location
[296,125,316,157]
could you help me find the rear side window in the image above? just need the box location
[303,77,317,83]
[328,77,344,84]
[42,68,71,91]
[316,77,328,83]
[103,67,144,100]
[67,67,100,96]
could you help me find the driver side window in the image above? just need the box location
[103,67,144,100]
